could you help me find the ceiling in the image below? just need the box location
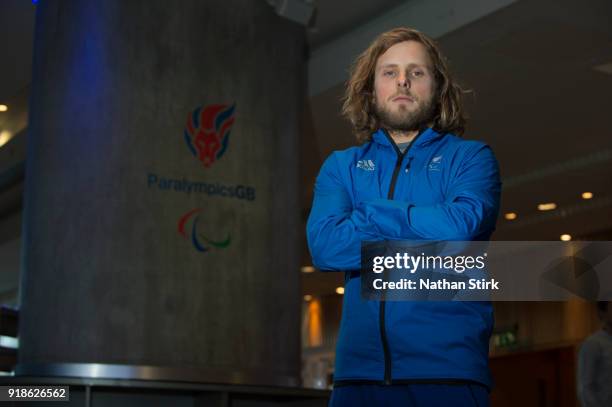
[307,0,407,47]
[0,0,35,104]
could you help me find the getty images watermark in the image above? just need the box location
[371,251,497,291]
[359,241,612,301]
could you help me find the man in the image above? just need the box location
[306,27,501,406]
[577,301,612,407]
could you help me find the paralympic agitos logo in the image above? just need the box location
[177,208,231,253]
[184,104,236,168]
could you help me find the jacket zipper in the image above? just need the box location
[379,128,423,385]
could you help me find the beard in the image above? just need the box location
[374,93,436,132]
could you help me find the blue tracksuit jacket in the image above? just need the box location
[306,127,501,388]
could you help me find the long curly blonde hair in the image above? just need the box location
[342,27,468,143]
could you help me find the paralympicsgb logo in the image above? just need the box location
[184,104,236,168]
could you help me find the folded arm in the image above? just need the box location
[306,153,382,271]
[353,144,501,241]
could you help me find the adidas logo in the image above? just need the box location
[356,159,376,171]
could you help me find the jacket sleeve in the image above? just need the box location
[353,143,501,240]
[306,153,382,271]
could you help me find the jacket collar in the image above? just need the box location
[371,126,443,151]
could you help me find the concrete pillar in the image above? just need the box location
[19,0,304,386]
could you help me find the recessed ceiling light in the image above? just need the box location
[303,294,313,302]
[560,234,572,241]
[0,131,12,147]
[581,192,593,199]
[301,266,315,273]
[335,287,345,295]
[537,203,557,211]
[504,212,517,220]
[0,105,8,112]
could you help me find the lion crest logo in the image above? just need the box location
[184,104,236,168]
